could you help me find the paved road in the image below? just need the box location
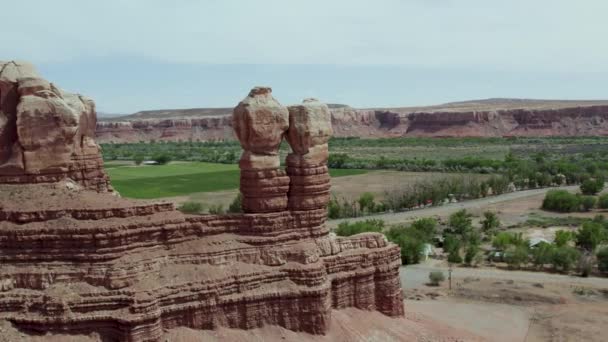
[401,263,608,289]
[328,185,578,228]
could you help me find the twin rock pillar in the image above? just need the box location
[233,87,333,214]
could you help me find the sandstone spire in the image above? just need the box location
[233,86,290,212]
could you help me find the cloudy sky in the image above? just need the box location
[2,0,607,113]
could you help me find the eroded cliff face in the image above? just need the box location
[96,102,608,143]
[0,82,404,341]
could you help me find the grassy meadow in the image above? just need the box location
[106,161,367,199]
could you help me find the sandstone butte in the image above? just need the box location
[0,61,434,341]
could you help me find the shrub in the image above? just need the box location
[134,154,144,165]
[505,245,529,269]
[208,204,225,215]
[447,209,473,236]
[464,244,480,266]
[580,178,604,195]
[335,219,384,237]
[227,193,242,213]
[428,271,445,286]
[178,201,203,214]
[542,190,580,213]
[554,230,573,247]
[327,197,341,219]
[551,246,580,272]
[409,218,437,241]
[580,196,597,211]
[531,242,555,269]
[481,211,500,233]
[576,221,605,252]
[152,153,172,165]
[598,194,608,209]
[596,247,608,273]
[358,192,376,212]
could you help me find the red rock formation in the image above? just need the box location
[0,61,111,192]
[286,98,332,211]
[96,100,608,143]
[0,81,404,341]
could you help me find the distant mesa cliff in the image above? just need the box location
[96,99,608,143]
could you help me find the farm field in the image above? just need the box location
[105,161,367,199]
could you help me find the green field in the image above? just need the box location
[107,162,367,199]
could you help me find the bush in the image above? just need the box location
[554,230,573,247]
[542,190,580,213]
[227,193,242,213]
[580,178,604,195]
[481,211,500,233]
[208,204,225,215]
[576,221,605,252]
[134,154,144,165]
[596,247,608,273]
[358,192,376,212]
[551,246,580,272]
[580,196,597,211]
[598,194,608,209]
[464,244,480,266]
[428,271,445,286]
[531,242,555,269]
[447,209,473,236]
[178,201,203,214]
[335,219,384,237]
[152,153,172,165]
[505,245,529,269]
[409,218,437,241]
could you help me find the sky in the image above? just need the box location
[2,0,607,113]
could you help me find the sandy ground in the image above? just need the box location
[401,261,608,342]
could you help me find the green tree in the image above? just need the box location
[481,211,500,233]
[554,230,574,247]
[152,153,172,165]
[448,209,474,236]
[492,232,515,251]
[531,242,555,269]
[580,178,604,195]
[134,154,144,165]
[464,243,481,266]
[542,190,580,213]
[336,219,384,236]
[598,194,608,209]
[327,197,342,219]
[576,221,605,251]
[596,247,608,273]
[551,246,580,272]
[410,218,437,241]
[358,192,376,212]
[227,193,242,213]
[580,195,597,212]
[505,245,529,269]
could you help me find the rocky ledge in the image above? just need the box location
[0,70,404,341]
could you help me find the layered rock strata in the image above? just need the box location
[97,101,608,143]
[0,80,404,341]
[286,98,333,211]
[0,61,111,192]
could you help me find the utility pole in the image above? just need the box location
[448,263,453,291]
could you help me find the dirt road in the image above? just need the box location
[328,185,579,228]
[401,263,608,289]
